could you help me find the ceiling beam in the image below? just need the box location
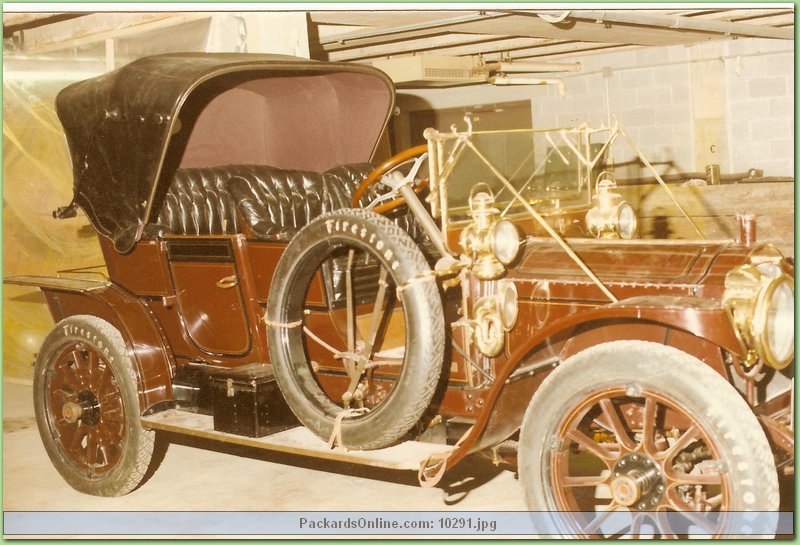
[6,12,210,54]
[538,9,794,40]
[313,8,792,63]
[314,11,510,52]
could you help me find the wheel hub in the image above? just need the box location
[610,453,665,510]
[63,390,101,426]
[61,402,83,423]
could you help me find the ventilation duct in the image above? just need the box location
[372,55,485,87]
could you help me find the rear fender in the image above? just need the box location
[6,275,174,413]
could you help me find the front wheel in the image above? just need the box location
[519,340,779,538]
[33,315,159,496]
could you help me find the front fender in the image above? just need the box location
[505,294,744,379]
[6,275,174,413]
[590,295,745,354]
[470,295,743,455]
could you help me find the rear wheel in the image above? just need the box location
[33,315,158,496]
[519,340,779,538]
[267,209,445,450]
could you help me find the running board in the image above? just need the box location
[141,409,455,471]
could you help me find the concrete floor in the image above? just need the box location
[6,378,793,538]
[3,378,526,537]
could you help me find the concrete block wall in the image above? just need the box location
[530,45,697,179]
[531,39,793,178]
[723,39,794,176]
[397,38,793,178]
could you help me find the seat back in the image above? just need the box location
[154,167,240,236]
[227,165,342,240]
[150,162,426,243]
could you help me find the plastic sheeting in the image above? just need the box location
[3,75,105,379]
[2,13,249,379]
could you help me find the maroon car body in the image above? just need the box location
[7,53,793,537]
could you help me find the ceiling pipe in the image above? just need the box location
[489,74,567,95]
[535,9,793,40]
[481,60,582,73]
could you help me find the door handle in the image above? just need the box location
[216,275,238,289]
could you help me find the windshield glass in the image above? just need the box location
[427,125,613,225]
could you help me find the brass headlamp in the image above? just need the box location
[723,245,794,369]
[585,173,637,239]
[459,187,521,280]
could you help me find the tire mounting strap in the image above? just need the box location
[418,454,448,488]
[262,317,303,328]
[327,407,370,451]
[395,271,436,294]
[418,424,474,488]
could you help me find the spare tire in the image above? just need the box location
[267,208,445,450]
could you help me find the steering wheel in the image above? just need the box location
[353,145,429,214]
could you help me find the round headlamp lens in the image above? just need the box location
[758,275,794,368]
[617,202,638,239]
[492,220,520,265]
[498,279,519,330]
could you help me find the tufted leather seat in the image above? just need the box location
[153,167,240,236]
[227,165,343,240]
[149,163,430,245]
[322,163,376,208]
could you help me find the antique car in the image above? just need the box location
[7,52,794,537]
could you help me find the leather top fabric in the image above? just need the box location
[55,53,394,252]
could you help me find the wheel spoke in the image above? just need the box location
[67,423,89,456]
[565,428,618,461]
[644,512,678,538]
[362,265,389,361]
[83,349,101,389]
[345,249,356,361]
[56,361,83,393]
[51,387,78,403]
[660,423,702,464]
[666,468,723,486]
[561,474,610,487]
[640,395,659,454]
[657,504,722,535]
[94,425,119,460]
[629,512,671,539]
[87,358,111,394]
[598,398,637,451]
[579,506,624,536]
[99,404,125,426]
[85,429,99,467]
[671,511,720,535]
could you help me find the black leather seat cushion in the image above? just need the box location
[150,162,428,244]
[227,165,346,240]
[154,167,240,236]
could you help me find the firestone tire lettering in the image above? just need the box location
[267,208,445,450]
[33,315,159,496]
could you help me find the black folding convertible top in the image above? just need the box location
[56,53,395,252]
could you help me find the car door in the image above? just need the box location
[167,239,251,355]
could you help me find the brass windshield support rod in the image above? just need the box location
[620,128,705,239]
[464,139,619,304]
